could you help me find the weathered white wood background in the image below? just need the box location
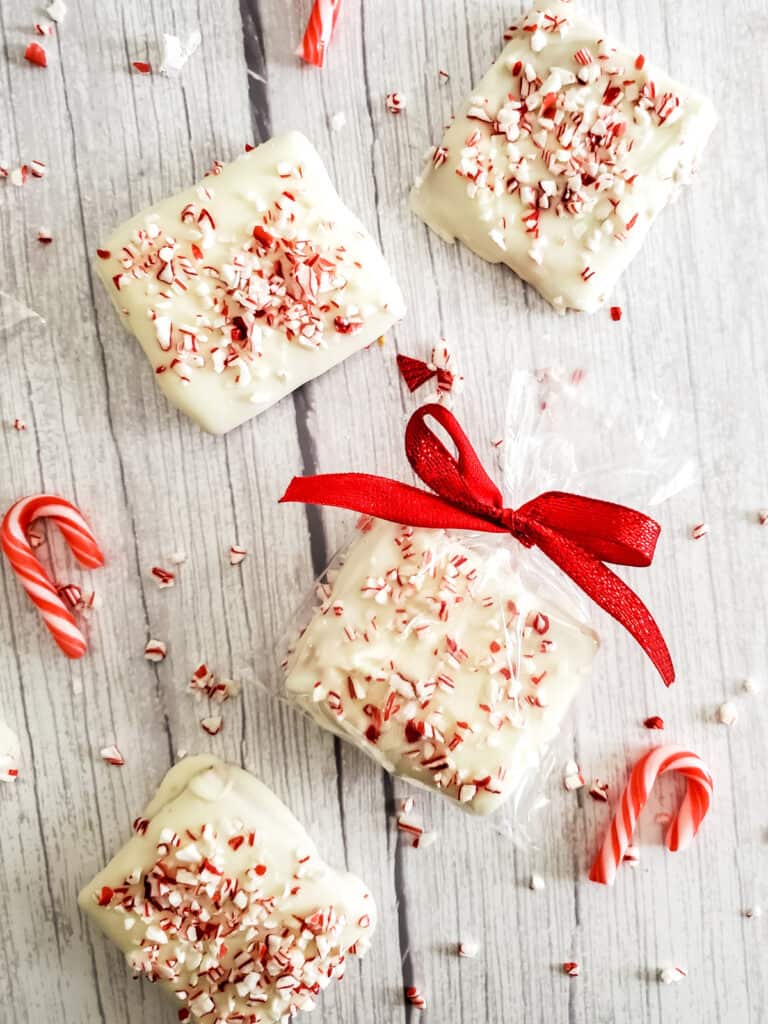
[0,1,766,1022]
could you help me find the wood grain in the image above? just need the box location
[0,1,765,1022]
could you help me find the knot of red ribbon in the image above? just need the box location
[281,403,674,685]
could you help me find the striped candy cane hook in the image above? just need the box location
[1,494,105,658]
[589,745,713,885]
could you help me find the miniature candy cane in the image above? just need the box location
[589,745,713,886]
[1,494,104,658]
[296,0,343,68]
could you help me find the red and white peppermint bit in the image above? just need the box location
[27,529,44,548]
[564,759,585,791]
[563,962,580,977]
[296,0,343,68]
[385,92,407,114]
[329,110,347,132]
[46,0,68,22]
[690,522,709,540]
[643,715,664,729]
[659,965,687,984]
[12,418,26,431]
[29,160,47,178]
[57,582,83,610]
[588,779,609,802]
[132,60,152,74]
[589,745,713,886]
[9,166,28,187]
[757,510,768,526]
[610,306,623,322]
[168,550,187,565]
[405,986,426,1010]
[37,227,53,244]
[150,566,175,588]
[0,723,20,783]
[229,544,247,565]
[1,494,104,658]
[24,42,48,67]
[742,677,760,695]
[144,638,167,662]
[35,22,54,35]
[158,30,201,77]
[715,701,737,726]
[200,715,223,736]
[100,744,125,766]
[458,940,480,958]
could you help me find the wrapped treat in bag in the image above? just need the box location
[280,372,686,829]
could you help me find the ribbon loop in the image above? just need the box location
[281,404,674,685]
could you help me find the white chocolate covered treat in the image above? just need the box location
[284,520,599,815]
[79,756,375,1023]
[411,0,716,312]
[95,132,405,433]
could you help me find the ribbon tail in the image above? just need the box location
[280,473,508,533]
[530,525,675,686]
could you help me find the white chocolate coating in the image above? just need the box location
[411,0,716,312]
[95,132,405,434]
[79,756,375,1023]
[284,520,599,815]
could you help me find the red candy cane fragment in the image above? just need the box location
[296,0,343,68]
[1,494,104,658]
[589,745,713,886]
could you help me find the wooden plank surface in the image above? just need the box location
[0,1,765,1022]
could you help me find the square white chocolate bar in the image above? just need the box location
[79,756,376,1023]
[411,0,716,312]
[95,132,405,433]
[284,520,599,815]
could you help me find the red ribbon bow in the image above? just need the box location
[281,403,674,685]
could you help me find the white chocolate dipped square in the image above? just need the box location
[411,0,716,312]
[79,756,376,1024]
[95,132,405,434]
[284,520,599,815]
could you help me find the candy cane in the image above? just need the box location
[296,0,343,68]
[1,494,104,658]
[589,745,713,885]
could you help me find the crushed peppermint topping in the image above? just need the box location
[757,510,768,526]
[93,824,371,1019]
[458,940,480,958]
[151,566,176,588]
[229,544,248,565]
[329,111,347,132]
[564,759,585,791]
[715,701,737,726]
[405,986,426,1009]
[200,715,223,736]
[24,42,48,67]
[659,965,687,984]
[643,715,664,729]
[100,745,125,766]
[144,639,168,662]
[12,418,26,431]
[385,92,407,114]
[588,779,609,802]
[37,227,53,244]
[189,664,241,704]
[132,60,152,74]
[563,961,580,977]
[690,522,709,540]
[529,873,545,891]
[159,30,201,77]
[0,723,20,783]
[46,0,67,22]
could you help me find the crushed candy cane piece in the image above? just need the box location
[529,873,545,891]
[24,42,48,67]
[150,566,175,588]
[758,510,768,526]
[610,306,622,322]
[12,418,26,431]
[229,544,247,565]
[132,60,151,74]
[35,22,54,36]
[0,722,20,783]
[37,227,53,244]
[10,166,28,187]
[564,759,585,791]
[400,796,414,815]
[458,940,480,958]
[100,745,125,766]
[144,639,167,662]
[743,677,760,695]
[46,0,67,22]
[168,550,187,565]
[405,986,426,1010]
[588,779,609,802]
[659,966,687,984]
[690,522,709,540]
[159,30,202,77]
[563,962,580,977]
[385,92,407,114]
[29,160,47,178]
[200,715,223,736]
[330,111,347,132]
[644,715,664,729]
[715,701,737,726]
